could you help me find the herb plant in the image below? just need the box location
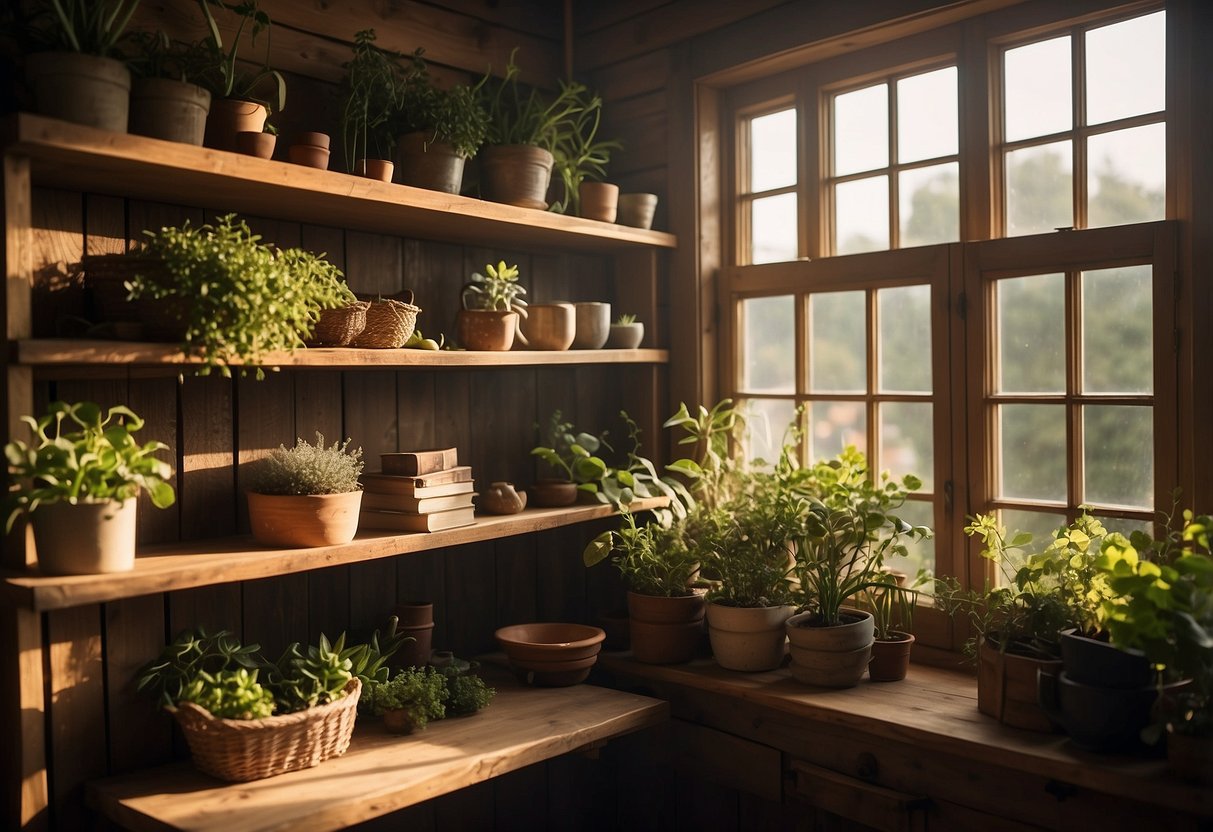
[369,667,447,728]
[194,0,286,113]
[179,668,275,719]
[20,0,140,56]
[461,260,528,314]
[584,510,699,597]
[442,671,496,716]
[700,486,802,608]
[478,49,583,151]
[126,30,212,82]
[3,401,175,533]
[551,86,621,215]
[247,433,363,496]
[340,29,413,172]
[397,51,488,158]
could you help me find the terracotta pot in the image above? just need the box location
[382,707,424,734]
[786,608,874,688]
[32,498,137,574]
[519,303,575,350]
[1168,730,1213,784]
[628,589,707,665]
[617,193,659,230]
[605,322,644,349]
[396,132,466,193]
[481,482,527,515]
[246,490,362,548]
[129,77,211,145]
[295,131,331,150]
[868,632,915,682]
[392,602,434,669]
[205,99,267,152]
[480,144,554,209]
[26,52,131,132]
[289,142,330,169]
[235,131,276,159]
[977,637,1061,733]
[457,309,518,351]
[706,602,794,672]
[528,479,578,507]
[572,302,611,349]
[496,622,605,687]
[579,182,619,222]
[356,158,394,182]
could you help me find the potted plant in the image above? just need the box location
[195,0,287,152]
[786,447,929,688]
[529,410,610,507]
[605,313,644,349]
[340,29,412,180]
[127,30,212,145]
[551,85,621,220]
[396,50,489,193]
[863,571,924,682]
[367,667,447,734]
[3,400,175,575]
[457,260,527,351]
[477,49,584,209]
[245,433,363,548]
[18,0,140,132]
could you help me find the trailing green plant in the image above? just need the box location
[246,433,363,496]
[18,0,140,56]
[278,248,357,321]
[340,29,414,172]
[461,260,528,314]
[368,667,447,728]
[3,400,175,533]
[396,50,488,158]
[136,627,264,709]
[614,313,638,325]
[178,668,275,719]
[266,633,355,713]
[551,86,621,215]
[478,49,584,151]
[584,509,699,597]
[194,0,285,113]
[441,671,496,716]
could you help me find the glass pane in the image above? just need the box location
[899,162,959,247]
[1086,11,1166,126]
[1004,36,1071,142]
[739,398,798,468]
[880,402,934,491]
[999,404,1066,502]
[881,498,936,586]
[808,400,867,463]
[834,83,888,176]
[999,508,1067,571]
[1006,140,1073,236]
[1083,405,1153,509]
[1082,266,1152,394]
[740,295,795,393]
[877,284,931,393]
[750,109,797,192]
[1102,516,1153,537]
[1087,124,1166,228]
[897,67,958,163]
[809,291,866,393]
[750,193,798,264]
[996,274,1065,394]
[835,175,889,254]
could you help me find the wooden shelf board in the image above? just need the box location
[87,670,668,832]
[4,113,677,252]
[16,339,670,370]
[1,499,664,612]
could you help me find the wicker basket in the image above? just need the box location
[351,292,421,348]
[81,253,165,324]
[304,301,370,347]
[171,677,361,782]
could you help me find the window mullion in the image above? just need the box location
[1073,24,1088,230]
[1066,268,1082,521]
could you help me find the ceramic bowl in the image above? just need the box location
[496,622,605,686]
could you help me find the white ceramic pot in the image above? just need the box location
[785,607,873,687]
[706,602,794,672]
[33,497,138,574]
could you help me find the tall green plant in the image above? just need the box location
[479,49,583,151]
[26,0,140,56]
[340,29,414,171]
[396,50,488,158]
[195,0,285,112]
[583,510,699,597]
[551,87,621,216]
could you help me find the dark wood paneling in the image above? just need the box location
[103,596,172,775]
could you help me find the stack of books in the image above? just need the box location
[359,447,476,532]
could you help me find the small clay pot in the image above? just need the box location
[206,99,267,151]
[519,303,575,350]
[579,182,619,222]
[868,632,915,682]
[289,140,330,169]
[481,482,527,515]
[295,131,331,150]
[572,302,611,349]
[383,708,423,734]
[235,131,276,159]
[392,601,435,670]
[528,479,578,507]
[617,193,659,229]
[457,309,518,351]
[356,158,395,182]
[246,490,361,547]
[396,132,466,193]
[605,322,644,349]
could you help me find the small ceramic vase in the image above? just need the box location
[617,193,659,229]
[572,302,610,349]
[605,322,644,349]
[356,158,395,182]
[289,132,331,169]
[519,303,575,350]
[482,482,527,515]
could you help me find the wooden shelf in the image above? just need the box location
[4,113,677,252]
[0,498,663,612]
[16,339,670,370]
[87,669,668,832]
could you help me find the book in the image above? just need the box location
[360,490,476,514]
[362,478,475,500]
[359,506,476,533]
[381,448,459,477]
[362,466,473,491]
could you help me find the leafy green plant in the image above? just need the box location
[126,30,212,82]
[700,485,802,608]
[461,260,528,314]
[20,0,140,56]
[267,633,355,713]
[662,400,744,512]
[369,667,447,728]
[397,50,488,158]
[278,248,357,324]
[179,668,275,719]
[584,510,699,597]
[863,571,927,641]
[137,627,264,708]
[551,86,621,215]
[343,615,411,689]
[194,0,286,113]
[442,671,496,716]
[246,433,363,496]
[530,410,611,487]
[340,29,414,172]
[3,401,175,533]
[478,49,584,151]
[614,313,638,326]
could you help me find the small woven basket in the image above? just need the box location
[171,677,361,782]
[304,301,370,347]
[82,253,165,324]
[351,291,421,348]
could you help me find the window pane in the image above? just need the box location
[834,84,888,175]
[1004,36,1072,142]
[999,508,1067,570]
[899,163,959,247]
[897,67,958,163]
[809,291,866,393]
[750,109,797,192]
[1006,140,1072,236]
[1083,405,1153,509]
[999,404,1066,502]
[996,274,1065,394]
[880,402,934,491]
[1082,266,1152,394]
[882,498,935,585]
[1087,124,1166,228]
[740,398,798,467]
[751,193,798,264]
[1102,516,1153,537]
[878,284,931,393]
[1086,11,1166,126]
[835,175,889,254]
[809,400,867,462]
[740,295,795,393]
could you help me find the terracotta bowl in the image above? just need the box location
[495,622,605,663]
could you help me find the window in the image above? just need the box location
[742,108,799,265]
